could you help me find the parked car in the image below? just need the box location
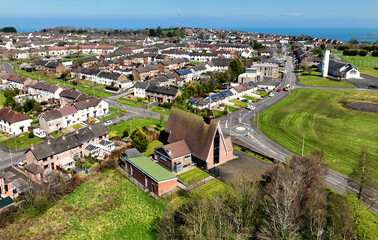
[245,105,256,111]
[268,92,274,97]
[241,98,249,103]
[277,88,282,92]
[17,162,26,169]
[104,120,113,126]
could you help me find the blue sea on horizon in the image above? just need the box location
[16,27,378,43]
[231,27,378,43]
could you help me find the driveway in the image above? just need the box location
[346,73,378,89]
[217,150,274,184]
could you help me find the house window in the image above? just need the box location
[185,154,191,159]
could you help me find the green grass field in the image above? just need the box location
[191,179,228,198]
[298,70,357,88]
[147,106,171,115]
[332,50,378,78]
[143,140,163,157]
[258,89,378,186]
[116,98,144,107]
[50,130,63,138]
[107,118,166,137]
[244,95,260,102]
[357,67,378,78]
[178,168,210,186]
[1,133,43,149]
[0,170,166,239]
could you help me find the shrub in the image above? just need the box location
[343,49,359,56]
[105,85,119,91]
[338,45,350,51]
[33,196,50,214]
[122,129,129,138]
[28,131,35,138]
[358,50,368,56]
[372,50,378,57]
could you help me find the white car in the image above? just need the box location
[18,162,26,169]
[104,120,113,126]
[268,92,274,97]
[245,105,256,111]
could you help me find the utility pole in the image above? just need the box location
[301,131,305,157]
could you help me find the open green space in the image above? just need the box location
[212,109,227,118]
[244,95,261,102]
[256,91,269,97]
[191,179,228,198]
[230,100,248,107]
[0,132,9,142]
[0,170,166,239]
[143,140,163,157]
[147,106,171,115]
[358,67,378,78]
[224,105,239,112]
[258,89,378,185]
[298,70,357,88]
[107,118,166,138]
[178,167,210,186]
[1,133,43,149]
[332,50,378,67]
[116,98,144,107]
[101,107,127,121]
[14,68,112,97]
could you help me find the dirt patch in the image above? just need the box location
[343,102,378,113]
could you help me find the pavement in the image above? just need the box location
[346,73,378,89]
[218,46,378,215]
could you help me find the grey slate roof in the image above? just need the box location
[124,148,142,158]
[73,98,102,110]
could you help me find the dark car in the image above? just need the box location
[241,99,249,103]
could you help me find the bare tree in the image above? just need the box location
[348,148,376,200]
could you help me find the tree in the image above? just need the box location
[359,50,368,56]
[127,74,134,80]
[60,71,69,81]
[4,88,19,98]
[252,41,265,50]
[0,27,17,33]
[228,57,244,79]
[167,32,173,38]
[23,99,38,112]
[149,29,156,37]
[122,130,129,138]
[159,113,164,126]
[130,127,149,152]
[320,43,326,50]
[348,148,376,200]
[4,96,16,108]
[300,60,311,75]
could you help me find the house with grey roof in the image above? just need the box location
[25,124,110,174]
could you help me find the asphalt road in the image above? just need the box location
[219,48,378,215]
[0,62,15,74]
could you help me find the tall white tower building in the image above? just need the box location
[321,50,330,77]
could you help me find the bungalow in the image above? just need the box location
[158,108,235,170]
[120,155,177,197]
[0,108,32,135]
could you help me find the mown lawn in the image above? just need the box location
[358,67,378,78]
[224,105,239,112]
[332,50,378,68]
[143,140,163,157]
[298,70,357,88]
[258,89,378,186]
[178,168,210,186]
[147,106,171,115]
[107,118,166,137]
[244,95,260,102]
[233,145,272,164]
[116,98,144,107]
[230,100,248,107]
[1,133,43,149]
[0,170,166,239]
[50,130,62,138]
[191,179,228,198]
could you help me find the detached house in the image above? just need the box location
[0,108,32,135]
[156,108,235,170]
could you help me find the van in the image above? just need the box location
[33,129,47,139]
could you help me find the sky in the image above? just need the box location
[0,0,378,31]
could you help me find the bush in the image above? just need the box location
[122,130,129,138]
[372,50,378,57]
[343,49,359,56]
[338,45,350,51]
[358,50,368,56]
[105,85,119,91]
[33,196,50,214]
[28,131,35,138]
[159,102,173,109]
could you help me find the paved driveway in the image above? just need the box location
[217,150,274,184]
[346,74,378,89]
